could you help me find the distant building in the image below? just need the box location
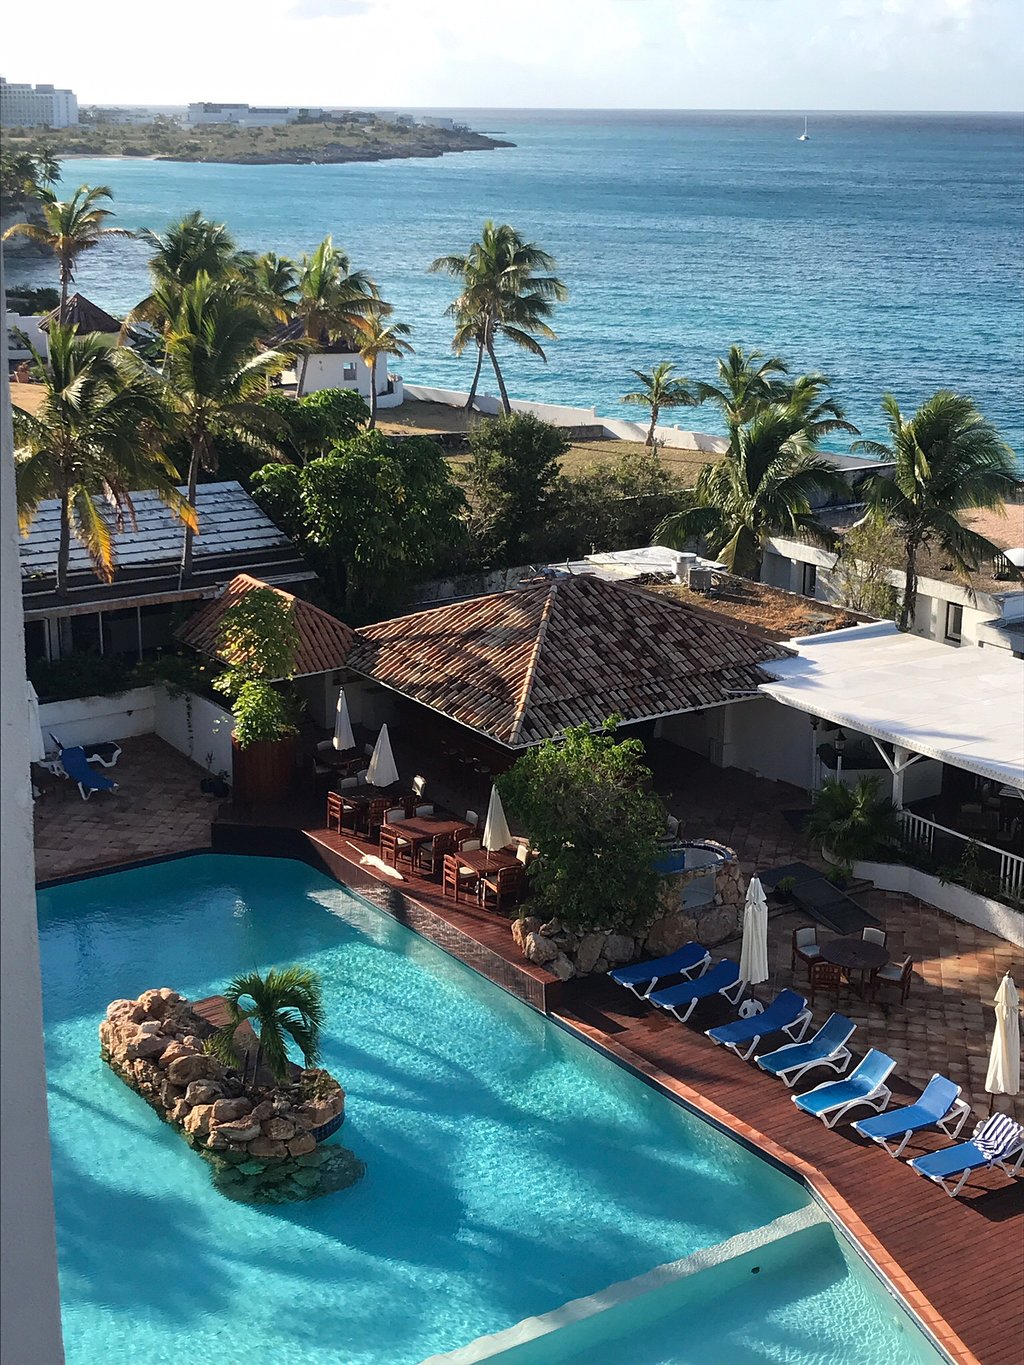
[0,75,78,128]
[420,115,455,130]
[186,102,330,127]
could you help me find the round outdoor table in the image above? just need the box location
[821,937,889,998]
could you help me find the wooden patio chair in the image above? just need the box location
[366,798,390,839]
[416,828,457,878]
[791,926,821,978]
[873,955,914,1005]
[326,791,343,833]
[479,863,526,915]
[809,959,846,1008]
[442,851,480,902]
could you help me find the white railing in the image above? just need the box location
[898,810,1024,902]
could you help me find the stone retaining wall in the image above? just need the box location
[512,841,744,979]
[100,989,363,1203]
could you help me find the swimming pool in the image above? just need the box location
[37,854,945,1364]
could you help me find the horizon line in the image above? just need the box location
[76,103,1024,116]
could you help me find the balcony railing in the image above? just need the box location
[898,809,1024,903]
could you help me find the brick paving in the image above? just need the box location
[33,735,214,882]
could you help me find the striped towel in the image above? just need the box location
[973,1112,1024,1160]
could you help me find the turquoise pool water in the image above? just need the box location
[38,854,941,1364]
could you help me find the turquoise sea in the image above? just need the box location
[9,109,1024,455]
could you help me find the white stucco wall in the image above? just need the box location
[0,255,65,1361]
[154,691,234,779]
[297,354,402,404]
[39,686,158,749]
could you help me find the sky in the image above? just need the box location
[7,0,1024,111]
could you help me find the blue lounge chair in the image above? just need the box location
[609,942,710,999]
[648,959,744,1023]
[852,1074,971,1157]
[910,1113,1024,1198]
[59,746,119,801]
[792,1049,896,1128]
[756,1013,856,1087]
[705,989,812,1061]
[50,732,122,768]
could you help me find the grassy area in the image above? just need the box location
[6,117,511,166]
[558,439,719,482]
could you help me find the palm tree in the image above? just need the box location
[294,236,379,393]
[852,392,1019,630]
[32,146,61,189]
[241,251,299,325]
[161,275,289,582]
[207,966,323,1086]
[621,362,702,447]
[655,401,851,577]
[696,345,791,438]
[430,220,567,414]
[353,310,414,428]
[2,184,133,322]
[13,325,193,607]
[138,210,243,288]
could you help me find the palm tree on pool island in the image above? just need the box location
[13,324,194,606]
[430,220,567,414]
[354,308,414,428]
[208,966,324,1086]
[852,391,1019,630]
[656,400,851,577]
[2,183,133,322]
[621,362,702,446]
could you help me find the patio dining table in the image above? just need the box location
[335,783,415,831]
[380,816,468,864]
[442,847,519,902]
[821,936,889,998]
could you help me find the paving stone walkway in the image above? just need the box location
[34,735,214,882]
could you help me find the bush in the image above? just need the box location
[803,777,902,863]
[29,651,133,702]
[229,680,298,747]
[463,413,568,564]
[498,719,665,934]
[545,449,690,561]
[261,388,369,464]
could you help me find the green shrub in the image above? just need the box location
[804,777,902,863]
[29,651,133,702]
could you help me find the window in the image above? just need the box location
[945,602,963,642]
[800,562,817,597]
[342,363,357,382]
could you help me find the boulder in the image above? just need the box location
[169,1098,192,1123]
[251,1100,276,1122]
[138,989,169,1019]
[574,931,606,974]
[247,1136,288,1160]
[602,933,635,965]
[212,1117,262,1143]
[126,1032,171,1060]
[539,918,563,937]
[643,909,700,958]
[523,932,559,965]
[183,1104,216,1137]
[593,957,610,975]
[185,1080,222,1106]
[136,1020,163,1037]
[167,1053,221,1085]
[210,1098,252,1124]
[548,953,575,981]
[287,1133,317,1158]
[511,916,542,951]
[263,1117,296,1142]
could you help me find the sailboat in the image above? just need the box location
[798,116,810,142]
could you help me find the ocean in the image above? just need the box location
[8,109,1024,456]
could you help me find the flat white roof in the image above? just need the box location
[760,622,1024,789]
[584,545,727,578]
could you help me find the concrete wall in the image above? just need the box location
[39,686,157,750]
[0,251,65,1360]
[854,860,1023,947]
[154,690,234,780]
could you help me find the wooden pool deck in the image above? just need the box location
[207,803,1023,1363]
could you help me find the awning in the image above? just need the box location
[760,622,1024,790]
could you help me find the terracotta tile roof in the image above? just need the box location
[177,574,355,677]
[349,573,792,747]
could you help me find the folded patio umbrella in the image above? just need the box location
[26,681,46,764]
[985,973,1020,1102]
[483,785,512,853]
[367,723,399,788]
[333,689,355,751]
[739,875,770,987]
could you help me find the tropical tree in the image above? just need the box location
[655,401,851,577]
[463,412,568,562]
[207,966,323,1085]
[621,362,702,447]
[430,220,567,414]
[138,210,243,289]
[241,250,299,325]
[160,275,289,582]
[696,345,791,438]
[2,184,133,321]
[13,325,193,605]
[294,235,379,392]
[852,392,1019,630]
[353,309,414,428]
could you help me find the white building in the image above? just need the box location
[1,75,78,127]
[293,349,405,408]
[186,102,329,127]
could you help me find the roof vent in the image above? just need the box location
[673,552,696,584]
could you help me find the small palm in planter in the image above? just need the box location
[207,966,323,1087]
[214,587,302,802]
[804,777,902,867]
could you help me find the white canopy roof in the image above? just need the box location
[584,545,727,578]
[760,622,1024,790]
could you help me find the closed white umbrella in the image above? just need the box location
[366,723,399,788]
[985,973,1020,1104]
[739,875,770,988]
[483,785,512,853]
[27,681,46,764]
[333,689,355,751]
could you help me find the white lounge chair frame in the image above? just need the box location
[793,1071,894,1129]
[661,972,744,1023]
[713,1006,812,1062]
[765,1036,853,1088]
[870,1098,972,1158]
[921,1139,1024,1198]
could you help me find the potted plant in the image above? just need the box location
[213,587,301,803]
[804,777,902,868]
[774,875,798,904]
